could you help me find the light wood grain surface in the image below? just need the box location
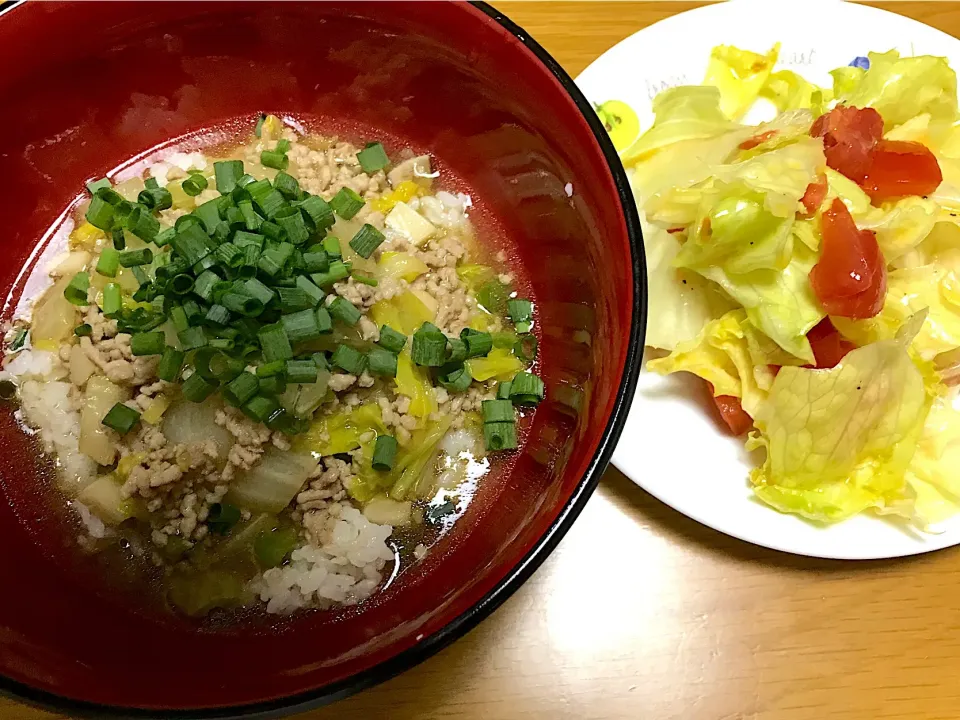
[6,3,960,720]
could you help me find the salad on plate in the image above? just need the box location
[598,45,960,530]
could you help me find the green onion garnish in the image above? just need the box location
[351,272,378,287]
[507,298,534,333]
[274,206,309,245]
[181,173,208,196]
[377,325,407,354]
[118,247,153,268]
[214,160,244,194]
[130,331,165,356]
[323,236,342,259]
[330,187,365,219]
[496,380,513,400]
[328,297,361,326]
[356,142,390,173]
[273,171,300,200]
[102,402,140,435]
[311,260,350,288]
[260,149,289,171]
[437,363,471,392]
[204,304,232,327]
[64,272,90,305]
[74,323,93,337]
[182,372,218,402]
[508,371,545,406]
[101,282,122,317]
[157,347,185,382]
[111,227,126,251]
[223,372,260,407]
[331,344,367,375]
[178,326,208,351]
[125,205,160,241]
[207,502,241,534]
[315,307,333,334]
[281,308,321,344]
[85,194,116,230]
[367,348,398,377]
[482,399,515,424]
[349,224,385,259]
[411,323,447,366]
[285,359,318,384]
[258,323,293,362]
[446,338,467,364]
[514,333,538,363]
[254,114,267,137]
[259,375,286,395]
[460,328,493,358]
[300,196,335,232]
[95,247,120,278]
[86,177,112,195]
[256,361,287,378]
[484,421,517,451]
[372,434,397,471]
[242,394,280,423]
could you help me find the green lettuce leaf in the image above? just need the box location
[902,391,960,527]
[702,44,780,121]
[698,244,823,363]
[748,323,932,523]
[621,86,737,164]
[760,70,829,116]
[835,50,959,130]
[895,220,960,272]
[856,196,939,263]
[642,223,735,350]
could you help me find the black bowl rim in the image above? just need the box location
[0,1,646,717]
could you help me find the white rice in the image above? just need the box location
[252,506,394,614]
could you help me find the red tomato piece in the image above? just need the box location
[806,317,856,369]
[859,139,943,203]
[809,199,887,319]
[810,106,884,180]
[739,130,778,151]
[799,173,828,217]
[712,395,754,436]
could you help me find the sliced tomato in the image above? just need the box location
[799,173,828,217]
[859,139,943,203]
[809,198,886,319]
[739,130,778,151]
[712,395,754,436]
[810,105,884,180]
[806,317,856,369]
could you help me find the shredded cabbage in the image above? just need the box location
[703,44,780,121]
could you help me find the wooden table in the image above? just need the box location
[6,2,960,719]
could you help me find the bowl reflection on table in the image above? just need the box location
[0,1,643,716]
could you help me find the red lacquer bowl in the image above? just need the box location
[0,2,644,716]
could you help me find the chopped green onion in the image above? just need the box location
[348,224,385,259]
[437,363,471,392]
[223,372,260,407]
[232,230,264,249]
[258,323,293,362]
[372,434,397,471]
[315,307,333,334]
[276,139,291,154]
[214,160,244,194]
[8,327,27,351]
[238,200,262,231]
[259,375,286,395]
[331,344,367,375]
[300,195,335,232]
[357,142,390,173]
[460,328,493,358]
[193,270,221,302]
[273,171,300,199]
[118,248,153,268]
[86,177,112,195]
[328,296,361,326]
[181,173,208,196]
[85,195,116,230]
[275,206,309,245]
[130,331,165,356]
[446,338,467,364]
[484,421,517,451]
[508,371,545,406]
[257,250,285,278]
[204,304,232,327]
[312,351,329,370]
[294,275,325,307]
[377,325,407,354]
[172,223,213,265]
[411,323,447,366]
[111,227,126,250]
[514,333,538,363]
[181,299,203,325]
[302,249,329,273]
[124,205,160,241]
[256,360,287,378]
[285,359,318,384]
[281,308,321,344]
[260,149,289,171]
[496,380,513,400]
[207,502,241,535]
[170,305,190,332]
[182,372,218,402]
[323,236,342,259]
[482,399,515,424]
[74,323,93,337]
[102,402,140,435]
[255,189,288,219]
[254,114,267,137]
[242,394,280,423]
[276,287,315,313]
[95,248,120,278]
[330,187,365,219]
[222,292,264,317]
[507,298,534,333]
[311,260,350,288]
[154,227,175,248]
[158,347,185,381]
[351,272,378,287]
[254,526,299,568]
[215,242,243,268]
[138,184,173,212]
[178,326,208,351]
[367,348,398,377]
[63,272,90,305]
[101,282,122,317]
[243,277,277,307]
[193,198,223,234]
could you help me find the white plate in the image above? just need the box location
[577,0,960,559]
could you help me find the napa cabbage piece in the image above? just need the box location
[226,446,316,513]
[78,474,145,524]
[370,291,436,336]
[646,309,800,417]
[620,86,737,164]
[80,376,130,466]
[834,50,959,130]
[760,70,829,116]
[747,322,932,523]
[294,403,387,456]
[697,244,823,363]
[466,346,524,382]
[702,44,780,121]
[395,351,437,418]
[30,273,81,351]
[643,223,735,350]
[378,252,429,282]
[832,265,960,361]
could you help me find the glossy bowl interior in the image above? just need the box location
[0,2,643,716]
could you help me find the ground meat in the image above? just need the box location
[378,395,418,445]
[215,407,273,482]
[328,373,357,392]
[333,278,377,309]
[357,317,379,342]
[357,371,375,389]
[296,457,351,512]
